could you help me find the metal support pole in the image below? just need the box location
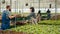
[55,0,57,20]
[0,2,1,28]
[33,0,34,6]
[10,0,12,7]
[15,1,17,30]
[39,0,40,10]
[0,2,1,13]
[10,0,12,13]
[21,1,23,15]
[17,0,18,14]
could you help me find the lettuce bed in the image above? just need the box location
[39,20,60,25]
[11,25,60,34]
[6,20,60,34]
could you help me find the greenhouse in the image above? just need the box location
[0,0,60,34]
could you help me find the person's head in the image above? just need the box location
[38,10,41,14]
[47,9,51,13]
[47,9,50,11]
[30,7,35,12]
[6,5,11,11]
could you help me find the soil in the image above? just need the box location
[16,21,26,25]
[0,30,28,34]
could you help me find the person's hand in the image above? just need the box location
[14,14,17,17]
[0,16,2,20]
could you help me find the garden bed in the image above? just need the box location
[0,20,60,34]
[10,25,60,34]
[39,20,60,25]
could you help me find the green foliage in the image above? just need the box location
[39,20,60,25]
[10,24,60,34]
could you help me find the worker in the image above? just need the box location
[27,7,37,24]
[47,9,51,20]
[37,10,41,22]
[1,5,16,30]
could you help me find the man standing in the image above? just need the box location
[47,9,51,20]
[1,5,16,30]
